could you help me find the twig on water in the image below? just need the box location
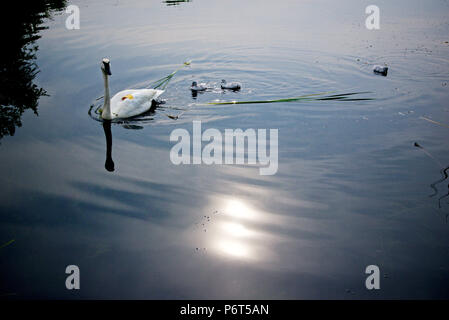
[420,116,449,129]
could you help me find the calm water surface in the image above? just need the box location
[1,0,449,299]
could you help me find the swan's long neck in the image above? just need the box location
[102,72,112,119]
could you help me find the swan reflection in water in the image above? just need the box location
[102,120,114,172]
[98,100,161,172]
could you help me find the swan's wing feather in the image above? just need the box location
[110,89,164,118]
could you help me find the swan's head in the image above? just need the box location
[105,157,115,172]
[192,81,197,87]
[101,58,112,76]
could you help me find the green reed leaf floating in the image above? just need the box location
[205,91,373,105]
[148,61,191,90]
[166,91,374,120]
[0,239,15,249]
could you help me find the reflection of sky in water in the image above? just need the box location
[1,0,449,299]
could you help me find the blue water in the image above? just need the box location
[1,0,449,299]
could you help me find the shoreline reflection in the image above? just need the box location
[0,0,67,141]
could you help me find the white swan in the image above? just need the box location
[100,58,164,120]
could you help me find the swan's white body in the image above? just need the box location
[100,58,164,120]
[105,88,164,119]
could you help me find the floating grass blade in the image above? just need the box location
[204,91,373,105]
[166,91,373,119]
[0,239,15,249]
[420,116,449,129]
[147,61,191,90]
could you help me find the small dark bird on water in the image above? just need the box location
[221,79,241,90]
[191,81,207,91]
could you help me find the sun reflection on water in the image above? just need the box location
[217,240,249,258]
[224,199,257,220]
[220,222,253,238]
[206,197,271,262]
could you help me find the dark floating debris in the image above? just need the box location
[373,65,388,76]
[166,114,178,120]
[163,0,191,6]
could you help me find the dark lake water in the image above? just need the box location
[1,0,449,299]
